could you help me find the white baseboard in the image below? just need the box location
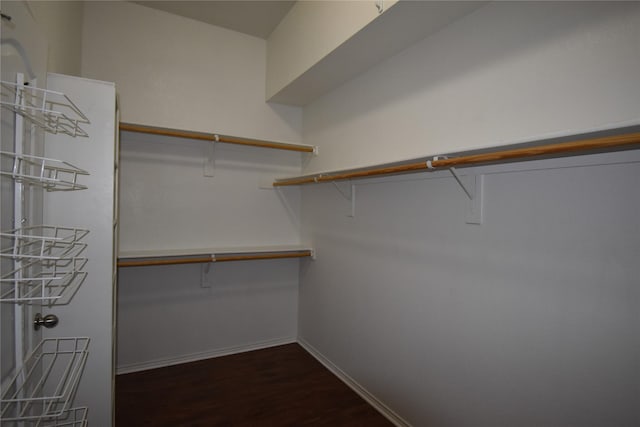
[116,336,297,375]
[297,338,412,427]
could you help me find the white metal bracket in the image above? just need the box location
[200,255,215,287]
[449,167,474,200]
[448,168,484,225]
[203,135,218,177]
[466,174,484,225]
[332,181,356,218]
[427,155,484,224]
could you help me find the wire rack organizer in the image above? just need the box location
[0,337,90,421]
[0,81,90,137]
[0,151,89,191]
[2,74,95,425]
[0,257,87,305]
[0,226,88,261]
[0,226,89,304]
[28,407,89,427]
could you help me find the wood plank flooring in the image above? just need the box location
[115,343,393,426]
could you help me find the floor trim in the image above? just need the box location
[297,338,412,427]
[116,336,297,375]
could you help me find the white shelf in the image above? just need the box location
[119,244,312,259]
[273,130,640,186]
[0,338,90,422]
[0,81,90,137]
[120,122,317,154]
[118,245,314,267]
[0,152,89,191]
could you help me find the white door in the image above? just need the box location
[43,73,118,425]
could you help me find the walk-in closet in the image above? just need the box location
[2,1,639,426]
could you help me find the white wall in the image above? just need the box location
[266,1,484,106]
[118,132,302,253]
[302,1,640,175]
[117,258,300,372]
[299,153,640,426]
[81,1,301,143]
[28,0,84,76]
[116,134,303,372]
[79,1,304,371]
[266,0,397,101]
[299,2,640,426]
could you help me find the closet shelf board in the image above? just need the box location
[120,122,316,153]
[274,130,640,186]
[118,245,314,267]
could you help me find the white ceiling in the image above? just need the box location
[131,1,295,39]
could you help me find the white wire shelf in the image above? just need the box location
[0,226,89,304]
[0,258,88,304]
[0,152,89,191]
[0,226,89,261]
[0,338,90,422]
[1,81,90,138]
[21,407,88,427]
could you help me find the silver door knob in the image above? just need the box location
[34,313,59,330]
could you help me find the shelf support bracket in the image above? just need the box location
[200,255,216,287]
[448,168,484,225]
[203,135,218,177]
[332,181,356,218]
[428,155,484,224]
[449,167,474,200]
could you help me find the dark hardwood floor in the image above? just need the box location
[115,343,393,426]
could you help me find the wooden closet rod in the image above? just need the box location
[273,131,640,186]
[117,250,313,268]
[120,122,315,153]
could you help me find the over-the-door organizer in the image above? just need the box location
[1,80,90,424]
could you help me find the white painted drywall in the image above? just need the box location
[43,73,116,427]
[267,1,484,106]
[301,1,640,175]
[117,258,300,373]
[115,132,302,370]
[118,132,302,253]
[298,2,640,425]
[266,0,397,101]
[81,1,301,144]
[28,0,84,76]
[299,152,640,426]
[79,1,304,372]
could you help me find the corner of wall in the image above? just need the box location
[28,0,84,76]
